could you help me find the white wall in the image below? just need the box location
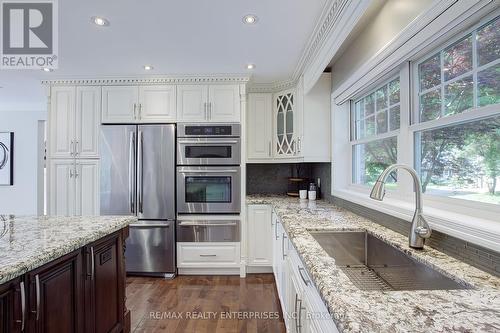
[331,0,433,91]
[0,110,47,215]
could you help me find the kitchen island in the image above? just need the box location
[247,195,500,333]
[0,215,135,333]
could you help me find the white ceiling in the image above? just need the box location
[0,0,327,111]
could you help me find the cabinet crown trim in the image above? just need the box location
[43,75,250,86]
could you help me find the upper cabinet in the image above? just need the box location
[102,85,176,123]
[274,89,300,158]
[49,86,100,159]
[247,93,273,159]
[177,84,240,122]
[246,73,331,163]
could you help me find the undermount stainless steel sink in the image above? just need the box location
[311,231,473,291]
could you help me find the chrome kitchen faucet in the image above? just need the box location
[369,164,432,249]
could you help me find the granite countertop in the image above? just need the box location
[0,215,135,285]
[247,194,500,333]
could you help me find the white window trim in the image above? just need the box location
[331,6,500,252]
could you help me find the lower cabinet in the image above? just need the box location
[247,205,273,266]
[177,242,241,275]
[0,228,128,333]
[272,214,339,333]
[27,251,84,333]
[0,278,22,333]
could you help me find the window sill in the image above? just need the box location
[332,187,500,252]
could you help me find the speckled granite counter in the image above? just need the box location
[247,195,500,333]
[0,215,135,285]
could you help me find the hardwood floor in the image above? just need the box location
[126,274,286,333]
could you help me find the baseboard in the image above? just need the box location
[246,266,273,274]
[177,267,241,275]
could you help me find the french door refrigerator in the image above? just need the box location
[100,124,176,278]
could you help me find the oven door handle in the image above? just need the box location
[178,222,238,227]
[177,139,239,145]
[179,169,239,173]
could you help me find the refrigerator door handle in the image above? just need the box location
[138,130,144,214]
[129,132,136,214]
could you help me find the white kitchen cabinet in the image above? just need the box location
[48,159,99,216]
[75,160,100,215]
[247,205,273,266]
[102,86,138,123]
[208,84,240,122]
[177,84,240,122]
[49,86,76,159]
[139,85,176,122]
[247,94,273,159]
[49,86,100,159]
[48,159,76,216]
[76,86,101,158]
[274,88,300,158]
[177,85,208,122]
[245,73,331,162]
[102,85,176,123]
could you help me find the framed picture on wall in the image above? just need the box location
[0,132,14,186]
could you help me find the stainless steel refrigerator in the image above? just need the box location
[100,124,176,278]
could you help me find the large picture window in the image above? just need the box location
[417,16,499,123]
[413,15,500,205]
[351,78,400,186]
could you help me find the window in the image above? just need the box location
[417,16,499,123]
[414,15,500,205]
[351,78,400,186]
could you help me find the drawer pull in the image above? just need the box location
[298,267,310,286]
[199,254,217,257]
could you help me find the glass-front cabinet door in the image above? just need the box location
[274,89,298,157]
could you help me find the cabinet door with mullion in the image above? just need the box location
[274,90,297,157]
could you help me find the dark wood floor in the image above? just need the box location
[126,274,286,333]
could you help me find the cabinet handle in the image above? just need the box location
[298,267,310,286]
[74,165,79,178]
[75,141,79,156]
[69,168,74,178]
[294,294,300,331]
[133,103,137,120]
[199,254,217,257]
[204,102,208,120]
[274,221,278,240]
[139,103,142,119]
[34,274,40,321]
[297,297,304,332]
[17,281,26,331]
[282,233,287,260]
[297,137,302,154]
[209,102,212,120]
[90,246,95,280]
[70,140,74,157]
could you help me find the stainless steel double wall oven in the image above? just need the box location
[176,123,241,242]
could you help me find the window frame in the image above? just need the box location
[350,75,401,187]
[346,11,500,214]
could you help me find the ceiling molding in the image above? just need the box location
[248,0,369,93]
[42,74,251,86]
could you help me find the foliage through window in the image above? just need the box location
[415,116,500,205]
[417,16,500,122]
[351,78,400,186]
[414,15,500,205]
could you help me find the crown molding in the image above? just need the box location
[42,74,251,86]
[248,0,369,94]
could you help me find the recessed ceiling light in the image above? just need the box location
[92,16,109,26]
[246,64,256,70]
[42,67,53,72]
[143,65,153,71]
[243,15,258,24]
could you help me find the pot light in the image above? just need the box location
[243,15,258,24]
[42,67,53,72]
[92,16,109,26]
[143,65,153,71]
[246,64,256,70]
